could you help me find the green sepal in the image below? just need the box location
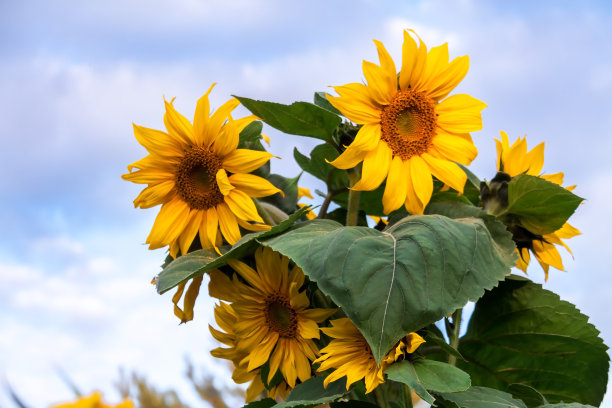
[235,96,341,142]
[503,174,583,235]
[458,277,609,406]
[258,213,516,362]
[155,207,310,294]
[386,359,471,405]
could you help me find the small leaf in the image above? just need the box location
[243,399,276,408]
[293,144,348,191]
[155,207,310,294]
[235,96,341,142]
[259,214,516,362]
[422,330,465,362]
[505,384,548,408]
[504,174,583,235]
[314,91,342,115]
[434,386,528,408]
[386,360,471,404]
[458,278,609,406]
[274,376,349,407]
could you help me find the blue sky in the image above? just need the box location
[1,0,611,406]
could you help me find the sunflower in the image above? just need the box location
[52,392,133,408]
[209,297,290,401]
[122,84,281,258]
[326,30,486,215]
[315,318,424,393]
[496,131,581,280]
[209,247,336,390]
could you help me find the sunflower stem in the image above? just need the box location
[403,385,414,408]
[346,168,361,226]
[447,308,463,366]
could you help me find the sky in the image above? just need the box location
[1,0,612,406]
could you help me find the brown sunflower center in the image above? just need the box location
[380,90,437,160]
[264,293,298,338]
[175,146,225,210]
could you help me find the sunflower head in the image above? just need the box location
[122,84,282,258]
[51,392,133,408]
[326,30,486,215]
[315,318,425,394]
[491,131,581,280]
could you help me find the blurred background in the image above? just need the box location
[1,0,611,406]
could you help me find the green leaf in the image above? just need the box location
[538,404,597,408]
[293,144,348,191]
[422,329,466,362]
[243,399,276,408]
[458,277,609,406]
[330,402,380,408]
[314,91,342,115]
[506,384,548,407]
[386,359,471,404]
[503,174,583,235]
[259,173,300,214]
[235,96,341,142]
[238,120,270,178]
[155,207,310,294]
[434,386,528,408]
[258,214,516,362]
[274,376,348,407]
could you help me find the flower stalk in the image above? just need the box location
[346,168,361,226]
[447,308,463,366]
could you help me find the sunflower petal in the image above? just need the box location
[192,83,216,147]
[351,143,392,191]
[229,173,282,197]
[436,94,486,134]
[383,156,409,214]
[223,149,275,173]
[164,97,194,146]
[422,152,467,193]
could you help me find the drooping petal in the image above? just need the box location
[350,142,392,191]
[382,156,409,214]
[216,202,241,245]
[432,131,478,165]
[223,149,275,173]
[178,210,203,256]
[146,198,191,250]
[224,190,264,223]
[229,173,283,197]
[408,156,433,210]
[328,144,368,170]
[422,152,467,193]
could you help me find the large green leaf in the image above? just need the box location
[386,359,471,404]
[155,207,310,294]
[314,91,342,115]
[258,214,516,362]
[506,384,547,407]
[274,377,348,407]
[434,386,528,408]
[235,96,341,142]
[538,404,597,408]
[503,174,583,235]
[243,399,276,408]
[458,277,609,406]
[293,144,348,191]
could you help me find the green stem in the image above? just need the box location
[253,199,278,226]
[374,386,388,407]
[447,308,463,366]
[403,385,414,408]
[346,168,361,226]
[318,191,334,219]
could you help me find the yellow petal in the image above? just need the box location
[555,222,581,239]
[404,333,426,353]
[541,172,565,186]
[404,163,425,215]
[432,131,477,165]
[132,124,184,157]
[351,142,392,191]
[192,83,216,147]
[533,240,565,272]
[247,332,279,371]
[121,167,174,184]
[146,198,191,249]
[216,169,235,195]
[428,55,469,102]
[223,149,275,173]
[229,173,283,198]
[409,155,433,209]
[399,30,419,91]
[414,42,449,93]
[348,122,382,152]
[213,114,240,158]
[208,270,236,302]
[163,97,194,146]
[363,60,394,106]
[383,156,409,214]
[328,144,368,170]
[224,190,264,223]
[516,248,530,273]
[176,275,203,323]
[216,202,241,245]
[373,39,397,100]
[526,141,545,175]
[178,210,203,256]
[422,152,466,193]
[133,180,175,209]
[298,186,313,200]
[206,98,240,148]
[436,94,486,134]
[328,88,381,124]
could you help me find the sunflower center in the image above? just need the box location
[264,293,298,338]
[175,146,225,210]
[380,90,437,160]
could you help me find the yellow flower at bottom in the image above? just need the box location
[496,131,581,280]
[209,247,336,391]
[315,318,425,393]
[327,30,485,215]
[51,392,133,408]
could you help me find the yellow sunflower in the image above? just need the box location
[52,392,133,408]
[209,298,291,401]
[327,30,486,215]
[315,318,425,393]
[122,84,281,258]
[496,131,581,280]
[209,247,336,390]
